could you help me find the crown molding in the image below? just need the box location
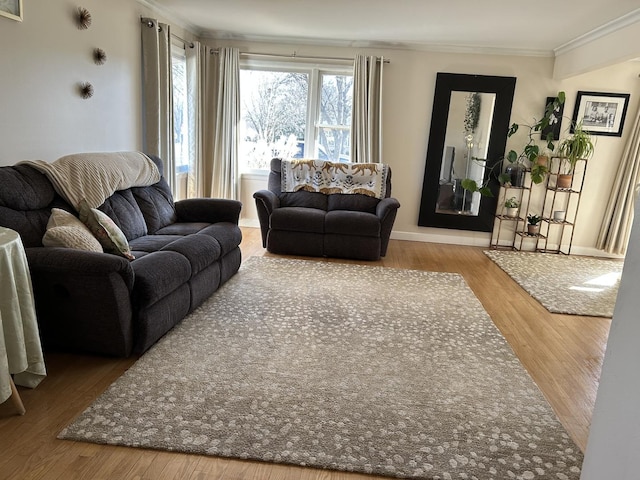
[136,0,203,35]
[202,31,553,58]
[554,8,640,56]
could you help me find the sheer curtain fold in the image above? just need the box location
[351,54,384,164]
[141,18,174,190]
[597,105,640,255]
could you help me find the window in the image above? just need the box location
[171,43,190,200]
[239,63,353,171]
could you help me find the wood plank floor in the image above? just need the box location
[0,227,611,480]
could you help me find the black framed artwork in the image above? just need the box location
[571,91,630,137]
[541,96,564,141]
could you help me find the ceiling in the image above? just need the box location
[144,0,640,56]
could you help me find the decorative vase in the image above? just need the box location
[505,163,526,187]
[527,224,540,235]
[505,207,518,218]
[557,174,573,189]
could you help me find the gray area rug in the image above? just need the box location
[59,257,582,479]
[484,250,623,317]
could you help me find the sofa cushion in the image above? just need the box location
[42,208,102,252]
[270,207,325,234]
[132,251,191,307]
[131,181,177,234]
[327,193,379,214]
[99,190,148,241]
[129,234,184,253]
[196,223,243,255]
[78,199,135,260]
[325,210,381,237]
[279,191,328,210]
[156,222,210,235]
[161,234,221,275]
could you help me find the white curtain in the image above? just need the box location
[597,105,640,254]
[140,18,174,190]
[185,42,204,198]
[351,54,384,164]
[209,47,240,200]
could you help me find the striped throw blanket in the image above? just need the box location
[281,159,389,199]
[22,152,160,209]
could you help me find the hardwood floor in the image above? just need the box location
[0,227,611,479]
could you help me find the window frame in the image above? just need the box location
[239,58,353,173]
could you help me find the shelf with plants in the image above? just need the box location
[489,172,533,250]
[536,156,587,255]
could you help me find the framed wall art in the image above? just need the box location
[571,91,630,137]
[0,0,23,21]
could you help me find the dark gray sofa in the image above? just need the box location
[0,155,242,357]
[253,158,400,260]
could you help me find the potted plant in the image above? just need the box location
[556,123,594,189]
[526,214,542,235]
[461,92,565,195]
[504,196,519,218]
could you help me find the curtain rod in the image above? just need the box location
[141,17,195,48]
[210,49,390,64]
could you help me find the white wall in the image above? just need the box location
[0,0,145,164]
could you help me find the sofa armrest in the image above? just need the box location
[25,247,136,356]
[174,198,242,225]
[376,197,401,220]
[26,247,134,290]
[253,190,280,248]
[253,189,279,214]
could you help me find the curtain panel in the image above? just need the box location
[597,105,640,255]
[351,55,384,164]
[140,18,174,190]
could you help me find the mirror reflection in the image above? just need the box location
[436,91,496,216]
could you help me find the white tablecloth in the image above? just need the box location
[0,227,46,405]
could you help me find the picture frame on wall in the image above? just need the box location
[571,91,630,137]
[541,96,564,141]
[0,0,23,21]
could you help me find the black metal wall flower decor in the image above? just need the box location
[75,6,92,30]
[93,48,107,65]
[79,82,94,99]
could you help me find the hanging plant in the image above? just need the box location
[79,82,94,99]
[93,48,107,65]
[464,92,481,137]
[75,7,92,30]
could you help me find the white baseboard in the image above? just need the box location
[240,218,261,228]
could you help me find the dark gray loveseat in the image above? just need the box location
[253,158,400,260]
[0,155,242,357]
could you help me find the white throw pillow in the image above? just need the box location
[42,208,103,252]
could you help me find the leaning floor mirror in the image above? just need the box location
[418,73,517,232]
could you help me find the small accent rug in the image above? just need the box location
[59,257,582,479]
[484,250,623,317]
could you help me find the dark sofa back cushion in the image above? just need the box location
[326,194,379,214]
[0,164,68,247]
[132,179,177,234]
[99,190,148,241]
[279,191,328,210]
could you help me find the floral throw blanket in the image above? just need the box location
[281,159,389,199]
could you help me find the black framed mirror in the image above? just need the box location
[418,73,517,232]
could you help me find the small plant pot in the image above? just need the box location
[553,210,566,222]
[557,174,573,189]
[527,224,540,235]
[535,155,549,167]
[505,207,519,218]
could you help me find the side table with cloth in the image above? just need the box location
[0,227,46,414]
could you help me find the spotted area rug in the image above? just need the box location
[59,257,582,479]
[485,250,623,317]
